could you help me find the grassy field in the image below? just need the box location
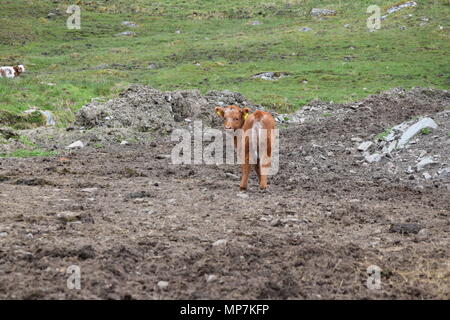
[0,0,448,127]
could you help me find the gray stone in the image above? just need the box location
[115,31,136,37]
[383,141,397,154]
[416,156,436,171]
[438,167,450,177]
[66,140,84,149]
[357,141,373,152]
[236,193,249,199]
[225,173,239,180]
[382,1,417,20]
[252,72,289,81]
[365,153,382,163]
[121,21,138,27]
[397,118,438,148]
[157,281,169,289]
[310,8,336,16]
[270,219,282,227]
[212,239,227,247]
[422,172,432,180]
[206,274,218,283]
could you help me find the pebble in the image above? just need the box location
[157,281,169,289]
[66,140,84,149]
[212,239,227,247]
[357,141,373,152]
[225,173,239,180]
[206,275,218,283]
[236,193,249,199]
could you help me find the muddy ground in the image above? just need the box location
[0,88,449,299]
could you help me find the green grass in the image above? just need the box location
[0,149,57,158]
[0,0,449,127]
[375,127,393,140]
[421,127,431,135]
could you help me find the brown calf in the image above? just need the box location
[215,105,276,190]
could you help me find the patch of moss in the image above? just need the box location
[0,110,45,129]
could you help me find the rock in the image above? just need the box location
[438,167,450,177]
[115,31,136,37]
[225,173,239,180]
[157,281,169,289]
[422,172,432,180]
[382,1,417,20]
[212,239,227,247]
[121,21,138,27]
[397,118,438,148]
[66,140,84,149]
[416,228,430,240]
[270,219,282,227]
[416,156,436,171]
[0,232,8,237]
[351,137,362,142]
[252,72,289,81]
[383,141,397,154]
[344,24,350,28]
[389,223,422,234]
[81,187,98,193]
[310,8,336,16]
[357,141,373,152]
[236,193,249,199]
[206,274,218,283]
[365,153,382,163]
[120,140,129,145]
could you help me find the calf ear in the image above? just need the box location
[242,107,251,121]
[215,106,224,117]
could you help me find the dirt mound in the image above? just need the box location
[75,85,254,132]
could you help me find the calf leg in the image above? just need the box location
[259,162,270,189]
[254,162,261,184]
[240,163,251,190]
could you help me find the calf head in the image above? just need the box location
[215,105,250,131]
[13,65,25,76]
